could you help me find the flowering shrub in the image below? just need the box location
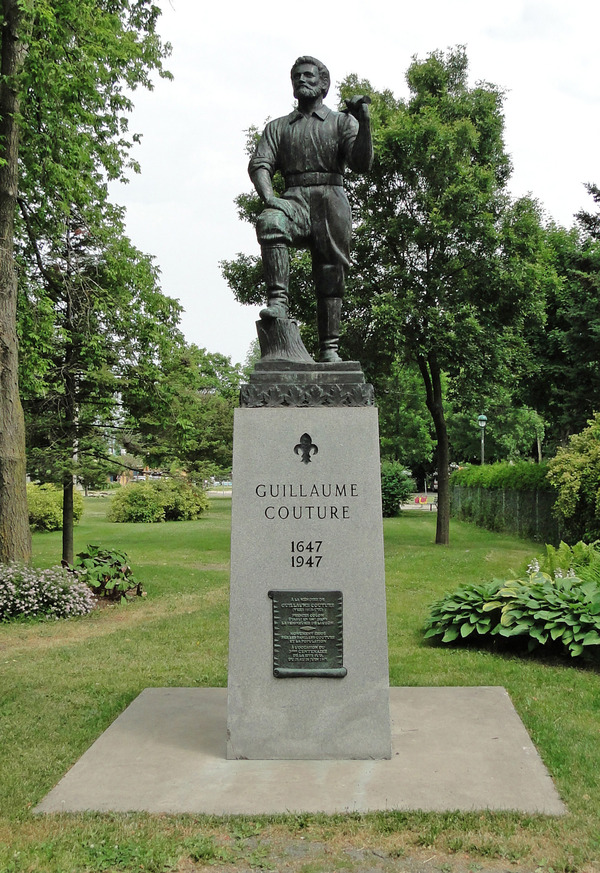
[0,563,96,621]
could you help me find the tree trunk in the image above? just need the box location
[62,480,74,566]
[417,354,450,545]
[0,0,32,563]
[61,270,76,566]
[433,413,451,546]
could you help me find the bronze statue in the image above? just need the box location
[249,56,373,363]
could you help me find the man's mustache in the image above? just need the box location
[294,83,322,97]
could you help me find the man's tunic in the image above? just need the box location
[249,105,360,266]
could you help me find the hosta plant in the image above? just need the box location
[424,579,504,644]
[425,569,600,658]
[493,572,600,657]
[73,545,141,601]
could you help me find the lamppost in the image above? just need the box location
[477,415,488,465]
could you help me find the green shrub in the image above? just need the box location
[26,483,84,531]
[73,545,140,601]
[0,563,95,621]
[380,462,415,517]
[153,477,209,521]
[425,549,600,659]
[451,461,550,491]
[107,477,208,523]
[547,413,600,542]
[107,481,164,523]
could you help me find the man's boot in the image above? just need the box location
[317,297,343,363]
[314,263,344,362]
[260,244,289,319]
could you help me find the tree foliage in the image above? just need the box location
[122,342,242,479]
[575,183,600,241]
[344,51,550,544]
[447,391,545,465]
[20,212,182,561]
[376,361,435,474]
[520,223,600,448]
[547,413,600,543]
[16,0,171,228]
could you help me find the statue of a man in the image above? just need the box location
[249,56,373,363]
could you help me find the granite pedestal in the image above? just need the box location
[227,379,391,759]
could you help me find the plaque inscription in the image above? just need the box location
[268,589,347,678]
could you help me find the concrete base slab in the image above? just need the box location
[35,686,566,815]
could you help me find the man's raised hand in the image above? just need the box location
[344,95,371,120]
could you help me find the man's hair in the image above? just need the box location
[291,56,330,98]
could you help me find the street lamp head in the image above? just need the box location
[477,414,488,429]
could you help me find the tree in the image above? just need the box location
[342,50,551,543]
[575,183,600,241]
[0,0,34,562]
[376,361,435,481]
[521,224,600,449]
[446,396,545,465]
[20,213,181,564]
[223,48,551,544]
[0,0,171,563]
[121,342,243,480]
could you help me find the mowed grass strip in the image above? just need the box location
[1,497,599,872]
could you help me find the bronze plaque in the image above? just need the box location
[268,589,347,678]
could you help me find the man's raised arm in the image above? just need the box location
[346,96,373,173]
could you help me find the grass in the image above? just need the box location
[1,497,599,872]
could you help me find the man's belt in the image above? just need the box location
[285,172,343,188]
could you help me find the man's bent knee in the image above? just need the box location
[256,209,292,245]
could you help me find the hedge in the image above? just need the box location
[450,461,551,491]
[450,462,559,543]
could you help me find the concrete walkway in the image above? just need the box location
[35,686,565,816]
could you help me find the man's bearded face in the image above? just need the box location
[292,64,323,100]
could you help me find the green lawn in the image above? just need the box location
[1,498,599,872]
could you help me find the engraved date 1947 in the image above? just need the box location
[291,540,322,568]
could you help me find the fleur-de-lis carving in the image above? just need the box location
[294,433,318,464]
